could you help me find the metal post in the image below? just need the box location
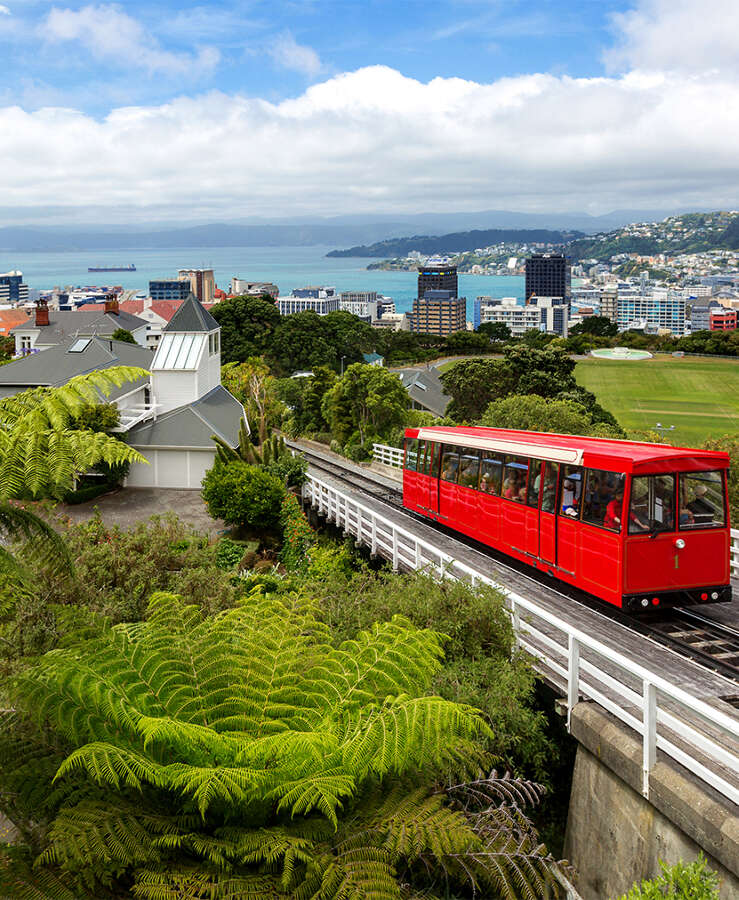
[643,680,657,797]
[511,600,521,654]
[371,516,377,556]
[392,527,399,571]
[567,634,579,731]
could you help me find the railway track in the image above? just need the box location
[293,442,739,685]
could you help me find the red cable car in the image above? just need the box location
[402,426,732,611]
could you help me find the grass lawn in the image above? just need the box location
[575,354,739,445]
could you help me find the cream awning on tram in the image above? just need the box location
[416,429,584,465]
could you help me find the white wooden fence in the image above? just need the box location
[304,473,739,806]
[371,443,739,578]
[371,443,404,469]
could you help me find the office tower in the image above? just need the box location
[0,270,30,304]
[409,290,466,336]
[178,269,216,303]
[149,280,192,301]
[418,259,458,298]
[525,254,571,305]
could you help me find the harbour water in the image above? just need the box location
[2,246,525,319]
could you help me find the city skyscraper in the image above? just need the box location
[418,259,458,298]
[525,254,571,305]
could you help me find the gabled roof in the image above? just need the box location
[127,385,244,449]
[163,293,219,333]
[395,367,450,418]
[10,309,147,342]
[0,336,151,399]
[0,308,32,335]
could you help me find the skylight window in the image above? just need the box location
[152,332,205,369]
[68,338,91,353]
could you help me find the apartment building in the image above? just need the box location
[408,290,466,336]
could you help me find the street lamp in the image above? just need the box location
[340,355,346,375]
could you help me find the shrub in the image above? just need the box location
[279,492,315,572]
[215,536,248,570]
[263,453,308,488]
[202,461,285,531]
[614,856,720,900]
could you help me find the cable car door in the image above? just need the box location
[538,461,559,566]
[426,441,440,517]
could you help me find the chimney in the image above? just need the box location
[104,293,119,315]
[35,297,50,327]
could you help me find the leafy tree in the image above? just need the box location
[480,395,597,435]
[221,358,284,444]
[569,315,617,338]
[202,461,285,531]
[302,366,337,432]
[0,592,565,899]
[321,362,409,446]
[443,330,492,354]
[211,295,281,364]
[0,334,15,359]
[614,855,719,900]
[111,327,137,344]
[267,311,374,375]
[440,358,510,421]
[478,321,513,342]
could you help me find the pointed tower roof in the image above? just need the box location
[163,293,219,333]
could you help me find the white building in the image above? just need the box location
[230,278,279,298]
[339,291,379,321]
[474,296,568,337]
[616,291,687,336]
[277,287,339,316]
[371,312,409,331]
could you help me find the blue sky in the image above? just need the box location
[0,0,738,222]
[1,1,627,111]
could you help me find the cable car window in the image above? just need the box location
[416,440,427,474]
[421,442,435,476]
[404,439,419,472]
[458,449,481,488]
[679,470,725,529]
[526,460,543,508]
[582,469,626,531]
[502,455,529,504]
[440,446,460,483]
[559,466,583,518]
[628,474,675,535]
[541,462,559,513]
[479,452,503,495]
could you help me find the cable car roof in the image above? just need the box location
[411,426,730,473]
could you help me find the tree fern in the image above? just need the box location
[1,592,567,898]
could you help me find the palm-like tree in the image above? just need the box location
[0,367,148,582]
[0,592,566,899]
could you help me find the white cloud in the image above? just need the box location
[1,63,738,220]
[1,0,739,221]
[268,31,322,77]
[605,0,739,73]
[40,4,219,77]
[0,5,10,14]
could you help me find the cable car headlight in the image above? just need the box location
[711,591,719,600]
[641,598,649,608]
[675,539,686,549]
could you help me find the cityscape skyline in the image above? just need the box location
[0,0,738,223]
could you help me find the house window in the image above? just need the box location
[209,332,219,355]
[20,336,32,351]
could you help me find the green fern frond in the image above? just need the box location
[0,846,88,900]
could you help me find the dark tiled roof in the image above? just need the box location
[10,309,147,342]
[0,336,151,399]
[163,294,219,333]
[127,386,244,449]
[395,367,450,417]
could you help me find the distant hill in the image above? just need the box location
[326,228,581,258]
[568,211,739,261]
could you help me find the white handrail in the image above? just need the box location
[303,473,739,806]
[372,443,403,468]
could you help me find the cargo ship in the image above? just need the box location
[88,264,136,272]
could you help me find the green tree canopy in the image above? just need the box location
[321,363,409,445]
[267,311,374,375]
[569,316,618,338]
[480,394,597,435]
[0,592,565,899]
[221,358,284,444]
[478,321,512,341]
[111,327,137,344]
[210,295,281,364]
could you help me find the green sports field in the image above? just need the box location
[575,354,739,445]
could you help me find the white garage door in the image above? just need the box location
[126,450,216,488]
